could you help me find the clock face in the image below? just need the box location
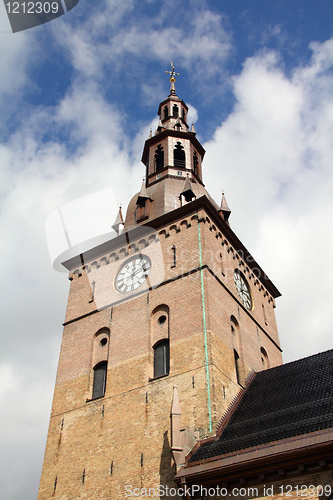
[115,255,151,294]
[233,270,253,310]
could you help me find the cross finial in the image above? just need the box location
[166,62,179,83]
[166,62,179,96]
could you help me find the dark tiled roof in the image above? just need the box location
[189,349,333,463]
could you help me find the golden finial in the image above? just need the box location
[166,61,179,83]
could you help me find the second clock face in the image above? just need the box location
[115,255,151,294]
[233,270,253,310]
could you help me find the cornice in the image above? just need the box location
[145,196,281,298]
[62,195,281,299]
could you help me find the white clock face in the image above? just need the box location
[115,255,151,294]
[233,270,253,310]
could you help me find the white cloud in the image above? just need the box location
[0,30,37,108]
[203,40,333,362]
[0,73,143,500]
[52,1,231,87]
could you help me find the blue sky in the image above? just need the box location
[0,1,332,499]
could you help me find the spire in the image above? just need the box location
[174,116,182,130]
[111,206,124,235]
[165,61,179,96]
[141,64,206,190]
[219,191,231,223]
[180,175,196,203]
[156,117,164,134]
[137,178,152,204]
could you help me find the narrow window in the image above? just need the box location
[163,106,168,120]
[262,304,268,325]
[92,361,107,399]
[172,104,179,117]
[234,349,240,385]
[173,142,185,169]
[171,245,176,267]
[220,252,225,275]
[155,145,164,172]
[193,151,199,174]
[154,340,170,378]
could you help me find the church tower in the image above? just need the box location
[38,65,283,499]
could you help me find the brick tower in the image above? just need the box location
[38,66,283,499]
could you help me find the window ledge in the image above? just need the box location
[148,373,169,382]
[136,215,149,223]
[86,395,104,403]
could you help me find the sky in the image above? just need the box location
[0,0,332,498]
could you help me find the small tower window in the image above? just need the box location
[174,142,185,169]
[163,106,168,120]
[234,349,240,385]
[158,315,167,325]
[193,151,199,175]
[155,145,164,172]
[260,347,270,369]
[173,104,179,118]
[171,245,176,267]
[153,340,170,378]
[92,361,107,399]
[262,304,268,325]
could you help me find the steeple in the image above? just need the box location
[141,63,205,189]
[125,65,221,228]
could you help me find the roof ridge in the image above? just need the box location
[215,370,256,436]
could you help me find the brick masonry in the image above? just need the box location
[38,208,284,500]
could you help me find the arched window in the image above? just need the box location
[154,340,170,378]
[155,145,164,172]
[173,104,179,117]
[163,106,168,120]
[174,142,185,169]
[234,349,240,385]
[92,361,107,399]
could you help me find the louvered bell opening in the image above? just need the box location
[154,340,170,378]
[92,361,107,399]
